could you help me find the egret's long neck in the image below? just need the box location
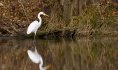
[38,14,42,23]
[39,64,44,70]
[39,59,44,70]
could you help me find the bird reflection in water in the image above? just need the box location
[27,47,51,70]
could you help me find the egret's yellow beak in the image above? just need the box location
[0,3,4,7]
[45,64,51,70]
[45,14,49,17]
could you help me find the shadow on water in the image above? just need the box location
[0,37,118,70]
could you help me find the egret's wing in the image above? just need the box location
[27,50,40,64]
[27,20,39,34]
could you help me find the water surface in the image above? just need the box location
[0,37,118,70]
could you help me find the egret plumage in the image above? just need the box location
[27,12,48,40]
[27,47,50,70]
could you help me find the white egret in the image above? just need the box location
[27,47,50,70]
[27,12,48,40]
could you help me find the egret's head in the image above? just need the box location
[38,12,48,18]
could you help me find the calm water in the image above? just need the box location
[0,37,118,70]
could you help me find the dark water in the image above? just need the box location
[0,37,118,70]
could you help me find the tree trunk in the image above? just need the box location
[73,0,79,16]
[63,0,73,24]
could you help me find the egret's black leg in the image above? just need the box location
[33,33,36,46]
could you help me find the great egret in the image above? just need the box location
[27,12,48,40]
[27,47,50,70]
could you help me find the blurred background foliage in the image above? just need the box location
[0,0,118,37]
